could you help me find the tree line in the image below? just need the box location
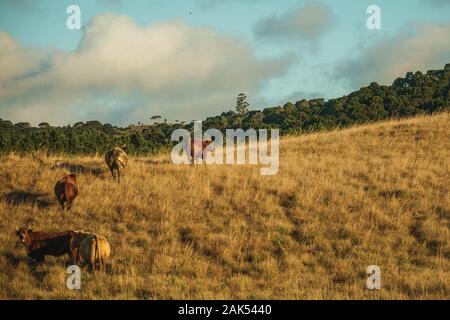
[1,64,449,155]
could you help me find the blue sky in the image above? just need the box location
[0,0,449,125]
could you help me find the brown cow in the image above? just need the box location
[54,173,78,210]
[15,227,77,263]
[190,139,215,164]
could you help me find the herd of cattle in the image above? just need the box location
[14,141,214,273]
[14,146,128,272]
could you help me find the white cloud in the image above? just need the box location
[333,23,450,88]
[0,14,291,125]
[0,32,41,83]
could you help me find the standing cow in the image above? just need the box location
[105,145,128,183]
[71,231,111,272]
[54,173,78,210]
[15,227,77,264]
[190,139,215,164]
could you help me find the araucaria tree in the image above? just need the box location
[235,93,249,117]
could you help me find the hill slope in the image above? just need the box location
[0,113,449,299]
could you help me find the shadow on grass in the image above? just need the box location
[54,163,105,176]
[4,251,47,281]
[2,191,52,209]
[29,266,49,282]
[146,160,172,165]
[4,251,29,268]
[4,251,71,282]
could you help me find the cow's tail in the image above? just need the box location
[95,234,102,271]
[64,177,70,204]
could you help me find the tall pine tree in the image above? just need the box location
[235,93,249,116]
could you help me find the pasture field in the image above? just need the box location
[0,113,449,299]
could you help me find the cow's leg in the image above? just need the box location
[192,153,198,165]
[59,201,65,210]
[71,249,78,265]
[117,169,121,184]
[100,257,105,272]
[195,154,203,165]
[110,167,115,180]
[189,150,195,165]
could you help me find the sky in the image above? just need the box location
[0,0,449,126]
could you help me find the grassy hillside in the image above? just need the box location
[0,113,449,299]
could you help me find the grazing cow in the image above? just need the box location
[71,231,111,272]
[15,227,77,263]
[54,173,78,210]
[105,145,128,183]
[190,139,215,164]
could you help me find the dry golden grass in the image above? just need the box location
[0,113,449,299]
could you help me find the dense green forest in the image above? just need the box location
[1,64,449,155]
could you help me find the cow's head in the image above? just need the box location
[15,227,32,246]
[70,230,94,248]
[70,231,84,248]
